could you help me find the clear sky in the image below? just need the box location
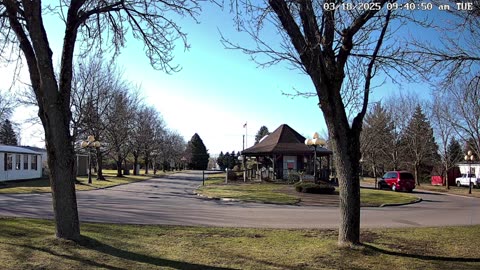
[0,3,461,156]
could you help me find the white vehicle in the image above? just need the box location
[455,173,480,188]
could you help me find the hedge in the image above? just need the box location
[294,182,335,194]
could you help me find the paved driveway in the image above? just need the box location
[0,171,479,228]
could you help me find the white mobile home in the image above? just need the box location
[457,162,480,178]
[0,145,43,181]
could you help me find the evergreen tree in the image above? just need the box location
[447,138,463,166]
[185,133,209,170]
[400,105,440,185]
[217,151,226,170]
[254,126,270,145]
[0,119,18,145]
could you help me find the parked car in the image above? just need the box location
[378,171,416,192]
[455,173,480,188]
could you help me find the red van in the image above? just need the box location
[378,171,416,192]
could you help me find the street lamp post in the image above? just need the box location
[464,150,475,194]
[305,132,326,182]
[81,135,101,184]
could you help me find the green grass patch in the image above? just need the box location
[0,217,479,270]
[361,177,480,198]
[198,182,300,204]
[198,177,419,206]
[360,188,419,206]
[0,170,173,194]
[415,185,480,198]
[203,173,226,185]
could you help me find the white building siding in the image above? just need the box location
[0,148,43,181]
[458,163,480,178]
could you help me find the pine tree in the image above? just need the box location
[401,106,440,185]
[185,133,209,170]
[447,138,463,166]
[0,119,18,145]
[254,126,270,145]
[217,151,226,170]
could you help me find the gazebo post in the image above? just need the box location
[272,154,276,181]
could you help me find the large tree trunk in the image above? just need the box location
[320,83,362,247]
[41,84,80,241]
[414,164,420,186]
[330,129,361,247]
[133,153,139,175]
[144,153,150,175]
[116,157,123,177]
[96,149,105,180]
[445,163,449,190]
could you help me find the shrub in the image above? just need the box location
[226,169,237,181]
[287,172,301,183]
[294,182,335,194]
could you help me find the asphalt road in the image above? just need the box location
[0,171,479,229]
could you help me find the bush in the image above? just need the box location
[287,172,301,183]
[294,182,335,194]
[226,169,237,181]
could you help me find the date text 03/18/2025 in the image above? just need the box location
[322,2,475,12]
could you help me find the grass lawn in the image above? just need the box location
[198,174,419,206]
[414,185,480,198]
[361,177,480,198]
[0,170,173,194]
[0,217,479,270]
[360,188,419,206]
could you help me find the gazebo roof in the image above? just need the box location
[242,124,332,156]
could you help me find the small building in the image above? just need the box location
[457,162,480,178]
[0,145,43,181]
[241,124,332,180]
[20,145,89,176]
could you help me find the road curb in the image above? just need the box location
[380,197,423,207]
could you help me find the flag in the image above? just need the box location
[243,122,247,128]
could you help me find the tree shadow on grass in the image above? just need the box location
[1,241,127,270]
[78,236,236,270]
[363,243,480,262]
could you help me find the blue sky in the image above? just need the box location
[0,3,461,156]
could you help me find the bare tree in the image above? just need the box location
[0,89,15,121]
[104,88,141,177]
[131,106,162,175]
[223,0,419,246]
[383,91,423,171]
[441,76,480,159]
[360,102,394,180]
[429,90,458,189]
[72,56,122,180]
[411,1,480,87]
[0,1,199,240]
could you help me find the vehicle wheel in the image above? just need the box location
[457,181,461,187]
[392,185,396,192]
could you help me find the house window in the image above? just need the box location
[24,155,28,170]
[6,154,13,170]
[31,155,37,170]
[15,154,21,170]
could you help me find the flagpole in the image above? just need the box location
[245,122,247,148]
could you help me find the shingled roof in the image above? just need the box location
[242,124,332,156]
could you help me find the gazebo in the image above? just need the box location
[241,124,332,180]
